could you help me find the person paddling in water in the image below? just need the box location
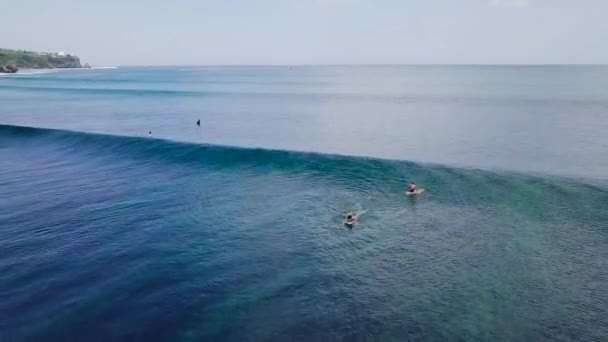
[344,212,358,226]
[407,181,417,193]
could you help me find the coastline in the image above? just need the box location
[0,66,118,76]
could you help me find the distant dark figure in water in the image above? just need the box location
[148,131,152,137]
[196,119,200,126]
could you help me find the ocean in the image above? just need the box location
[1,66,607,341]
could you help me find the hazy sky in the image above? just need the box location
[2,0,606,65]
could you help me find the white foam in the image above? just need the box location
[0,66,118,77]
[0,69,58,76]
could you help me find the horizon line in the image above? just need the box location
[108,63,608,68]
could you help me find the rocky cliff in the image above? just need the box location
[0,48,82,72]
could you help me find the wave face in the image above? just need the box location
[1,124,607,341]
[2,65,608,179]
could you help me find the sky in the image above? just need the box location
[1,0,607,66]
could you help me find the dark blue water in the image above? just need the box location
[1,67,607,341]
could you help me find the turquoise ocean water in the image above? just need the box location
[1,66,607,341]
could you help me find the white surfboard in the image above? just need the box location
[406,188,425,196]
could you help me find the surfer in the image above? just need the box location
[147,131,152,137]
[344,212,358,227]
[406,181,424,196]
[407,181,417,193]
[196,119,200,126]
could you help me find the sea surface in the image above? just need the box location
[1,66,607,341]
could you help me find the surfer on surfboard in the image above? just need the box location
[344,212,358,227]
[343,209,367,227]
[406,181,424,195]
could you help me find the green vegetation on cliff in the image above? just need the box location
[0,48,82,70]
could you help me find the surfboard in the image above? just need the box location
[344,214,358,226]
[406,188,425,196]
[344,219,357,226]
